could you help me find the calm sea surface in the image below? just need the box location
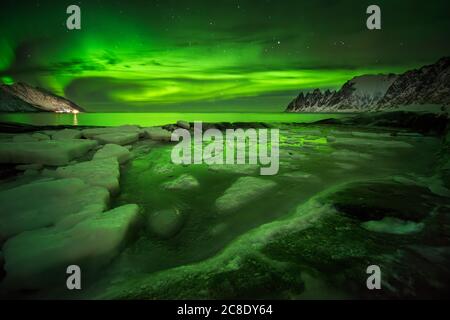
[0,112,349,127]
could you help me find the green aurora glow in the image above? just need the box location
[1,0,449,112]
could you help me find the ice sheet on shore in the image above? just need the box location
[93,144,131,164]
[143,127,173,141]
[0,140,98,166]
[81,126,143,139]
[92,132,140,145]
[215,177,277,213]
[81,126,142,145]
[0,178,109,239]
[52,128,82,140]
[55,158,120,194]
[1,204,140,290]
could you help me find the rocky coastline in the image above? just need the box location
[0,112,449,299]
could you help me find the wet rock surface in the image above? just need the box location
[328,180,442,222]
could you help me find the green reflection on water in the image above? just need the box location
[0,112,349,127]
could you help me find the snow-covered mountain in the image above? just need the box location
[286,57,450,112]
[0,82,84,113]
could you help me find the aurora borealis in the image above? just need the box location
[1,0,449,112]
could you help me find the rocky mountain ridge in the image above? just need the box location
[287,57,450,112]
[0,82,83,113]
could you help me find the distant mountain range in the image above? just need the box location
[0,82,83,113]
[286,57,450,112]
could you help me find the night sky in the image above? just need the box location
[1,0,449,112]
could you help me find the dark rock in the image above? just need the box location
[379,57,450,106]
[320,111,449,135]
[327,180,442,222]
[287,57,450,112]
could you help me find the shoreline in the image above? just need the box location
[0,111,449,299]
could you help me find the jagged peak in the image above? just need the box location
[286,56,450,112]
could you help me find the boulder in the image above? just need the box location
[147,207,184,239]
[52,128,82,140]
[177,120,190,130]
[0,140,98,166]
[327,180,439,222]
[82,126,142,139]
[55,158,120,194]
[143,127,173,141]
[92,132,140,146]
[1,204,140,290]
[162,174,199,190]
[93,144,131,164]
[215,177,277,213]
[0,178,109,239]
